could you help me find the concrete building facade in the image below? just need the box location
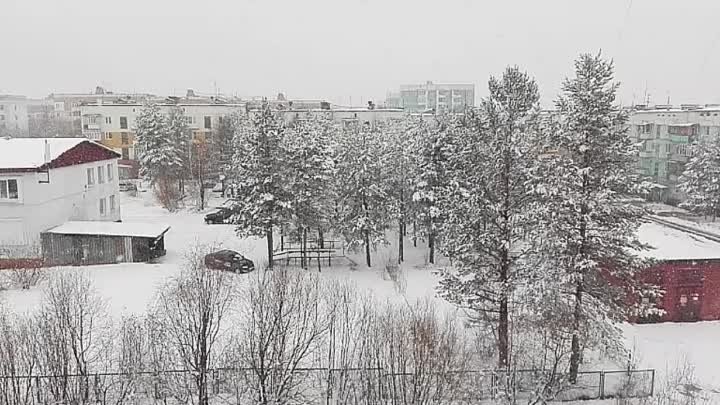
[0,95,29,136]
[80,98,245,161]
[392,81,475,113]
[629,105,720,202]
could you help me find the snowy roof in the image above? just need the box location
[637,222,720,261]
[0,138,91,170]
[45,221,170,238]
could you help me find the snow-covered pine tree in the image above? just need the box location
[165,106,191,191]
[384,115,421,263]
[678,136,720,220]
[212,112,241,186]
[439,66,543,368]
[135,101,182,185]
[412,114,456,265]
[282,112,337,269]
[538,53,651,383]
[228,102,291,268]
[334,121,391,267]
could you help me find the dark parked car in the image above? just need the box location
[204,250,255,273]
[119,181,137,192]
[204,207,233,224]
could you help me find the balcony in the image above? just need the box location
[639,150,655,158]
[670,135,689,144]
[83,130,101,140]
[670,154,689,163]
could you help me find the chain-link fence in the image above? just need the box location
[0,367,654,405]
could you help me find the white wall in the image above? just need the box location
[0,98,29,135]
[0,158,120,249]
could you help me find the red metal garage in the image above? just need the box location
[635,221,720,323]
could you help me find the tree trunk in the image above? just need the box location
[413,221,417,248]
[280,227,285,251]
[398,219,404,264]
[266,225,274,269]
[428,230,435,264]
[569,283,583,383]
[302,227,308,270]
[318,228,325,249]
[498,297,509,368]
[364,229,371,267]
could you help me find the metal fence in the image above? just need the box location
[0,367,654,405]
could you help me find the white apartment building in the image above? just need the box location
[0,95,29,136]
[394,81,475,113]
[0,138,120,252]
[80,98,246,161]
[629,104,720,201]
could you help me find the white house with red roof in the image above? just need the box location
[0,137,121,252]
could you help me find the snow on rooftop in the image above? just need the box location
[45,221,170,238]
[637,222,720,261]
[0,137,87,170]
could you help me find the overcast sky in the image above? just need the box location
[2,0,720,107]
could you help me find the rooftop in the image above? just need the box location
[637,222,720,261]
[0,137,87,170]
[45,221,170,238]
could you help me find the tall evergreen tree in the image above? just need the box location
[166,106,191,189]
[678,136,720,220]
[538,53,651,383]
[334,121,391,267]
[439,67,543,368]
[212,112,241,185]
[228,102,291,267]
[283,112,337,268]
[412,115,455,265]
[384,116,420,263]
[135,102,181,184]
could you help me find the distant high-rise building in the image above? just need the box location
[0,95,29,137]
[388,81,475,113]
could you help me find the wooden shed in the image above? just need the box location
[41,221,170,266]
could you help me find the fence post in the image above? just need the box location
[213,370,219,395]
[599,371,605,399]
[35,376,41,404]
[650,369,655,397]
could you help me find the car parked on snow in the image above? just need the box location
[204,250,255,273]
[119,180,137,192]
[204,207,232,224]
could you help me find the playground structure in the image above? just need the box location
[271,237,346,270]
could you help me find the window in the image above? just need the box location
[97,166,105,184]
[87,168,95,185]
[121,148,130,160]
[99,198,106,215]
[105,117,112,124]
[120,116,128,129]
[204,116,212,129]
[0,179,19,200]
[107,164,114,181]
[109,195,116,212]
[121,133,129,145]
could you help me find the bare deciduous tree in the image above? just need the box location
[232,269,331,404]
[152,247,236,405]
[34,271,110,404]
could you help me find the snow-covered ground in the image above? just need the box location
[2,191,720,402]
